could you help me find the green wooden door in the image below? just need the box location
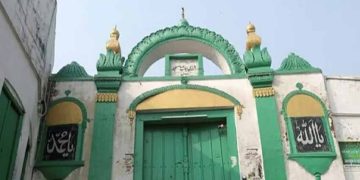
[0,89,21,180]
[143,122,231,180]
[188,123,230,180]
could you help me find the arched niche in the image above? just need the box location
[282,83,336,178]
[35,97,88,180]
[124,25,245,77]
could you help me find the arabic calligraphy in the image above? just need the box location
[43,124,78,160]
[291,117,329,152]
[171,59,198,76]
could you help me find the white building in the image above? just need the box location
[1,2,360,180]
[0,0,56,179]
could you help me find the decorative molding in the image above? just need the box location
[128,84,241,111]
[96,50,124,75]
[180,76,189,84]
[244,46,271,71]
[243,46,274,88]
[127,110,136,125]
[247,72,274,88]
[122,74,245,82]
[253,87,275,97]
[52,62,92,81]
[94,76,121,92]
[96,93,118,102]
[235,105,244,119]
[276,53,321,74]
[124,24,245,77]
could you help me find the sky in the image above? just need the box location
[53,0,360,76]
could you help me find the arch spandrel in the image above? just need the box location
[136,89,234,111]
[124,25,245,77]
[45,101,83,126]
[287,94,324,117]
[129,84,241,112]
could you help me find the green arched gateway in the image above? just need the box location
[124,22,246,77]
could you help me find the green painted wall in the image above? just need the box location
[89,102,117,180]
[255,96,287,180]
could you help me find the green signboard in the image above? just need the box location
[339,142,360,164]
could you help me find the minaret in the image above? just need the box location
[106,26,121,54]
[245,22,262,51]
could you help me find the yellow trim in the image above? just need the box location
[97,93,118,102]
[253,87,275,97]
[45,102,82,126]
[136,89,234,111]
[287,94,323,117]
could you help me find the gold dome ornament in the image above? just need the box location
[245,22,262,51]
[106,26,121,54]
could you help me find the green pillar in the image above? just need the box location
[89,93,118,180]
[253,89,287,180]
[244,42,287,179]
[89,47,123,179]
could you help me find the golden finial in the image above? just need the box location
[246,22,261,51]
[106,26,121,54]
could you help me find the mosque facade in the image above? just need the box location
[1,1,360,180]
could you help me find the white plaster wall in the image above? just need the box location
[1,1,56,178]
[27,74,357,180]
[0,7,41,180]
[0,0,57,78]
[273,73,346,180]
[113,79,264,180]
[326,77,360,141]
[343,165,360,180]
[326,76,360,180]
[31,81,97,180]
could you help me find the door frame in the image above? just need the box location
[0,80,25,180]
[133,108,240,180]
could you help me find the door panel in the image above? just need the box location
[143,122,231,180]
[0,90,21,180]
[143,125,185,180]
[188,123,229,180]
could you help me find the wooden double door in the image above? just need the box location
[142,122,232,180]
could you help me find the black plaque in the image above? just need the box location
[291,117,329,152]
[43,124,78,160]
